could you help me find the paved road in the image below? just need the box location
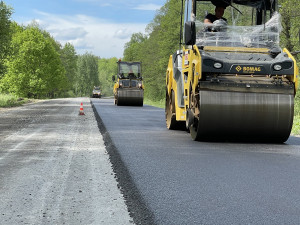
[92,98,300,225]
[0,98,133,225]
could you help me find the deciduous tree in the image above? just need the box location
[75,53,99,96]
[98,57,118,97]
[0,1,13,76]
[1,27,66,98]
[123,0,181,101]
[279,0,300,58]
[60,42,78,91]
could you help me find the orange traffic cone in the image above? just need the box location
[79,102,85,115]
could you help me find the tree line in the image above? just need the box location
[0,1,117,98]
[1,0,299,101]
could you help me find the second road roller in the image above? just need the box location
[113,61,144,106]
[165,0,299,142]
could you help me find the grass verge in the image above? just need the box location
[144,98,165,108]
[0,94,32,108]
[292,93,300,135]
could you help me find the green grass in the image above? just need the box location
[0,94,31,108]
[292,93,300,135]
[144,98,165,108]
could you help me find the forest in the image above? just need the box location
[0,0,299,126]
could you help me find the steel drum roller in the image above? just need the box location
[117,89,144,106]
[195,90,294,142]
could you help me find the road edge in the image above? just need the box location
[91,102,156,225]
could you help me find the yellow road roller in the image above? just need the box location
[166,0,299,142]
[113,61,144,106]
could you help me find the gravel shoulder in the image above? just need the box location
[0,97,133,225]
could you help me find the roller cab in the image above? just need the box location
[166,0,299,142]
[113,61,144,106]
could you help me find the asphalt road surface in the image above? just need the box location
[0,98,133,225]
[92,98,300,225]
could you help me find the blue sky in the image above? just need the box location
[5,0,166,58]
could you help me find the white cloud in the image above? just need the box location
[114,29,133,39]
[73,0,161,9]
[133,3,161,11]
[49,27,88,40]
[33,11,146,58]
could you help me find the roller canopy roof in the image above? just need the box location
[198,0,275,10]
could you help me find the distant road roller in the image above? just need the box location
[166,0,299,142]
[113,61,144,106]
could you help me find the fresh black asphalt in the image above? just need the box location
[92,98,300,225]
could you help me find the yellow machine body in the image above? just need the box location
[166,46,299,122]
[113,61,144,106]
[165,0,299,142]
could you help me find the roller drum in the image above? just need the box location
[196,90,294,142]
[117,88,144,106]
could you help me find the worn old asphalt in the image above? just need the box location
[0,98,133,225]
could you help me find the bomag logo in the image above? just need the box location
[235,66,242,72]
[235,65,261,73]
